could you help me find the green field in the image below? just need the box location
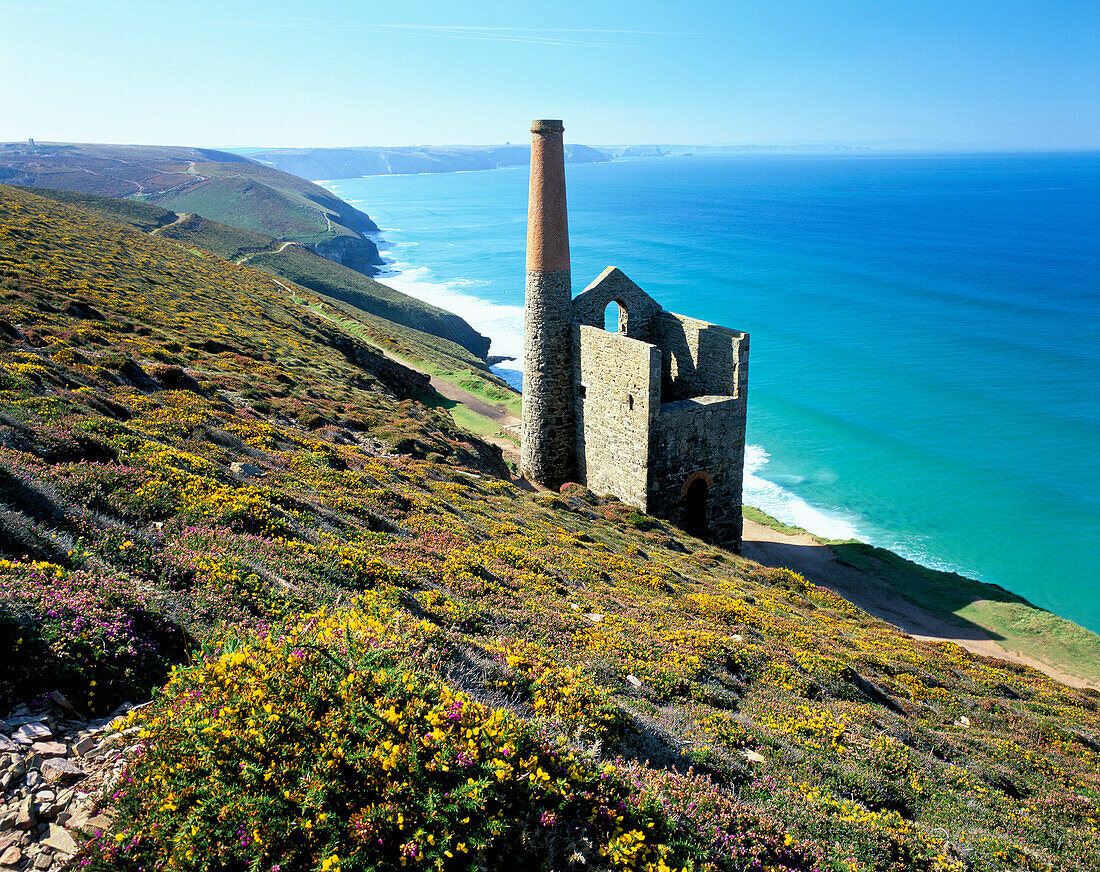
[0,140,382,269]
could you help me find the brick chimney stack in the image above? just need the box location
[525,120,570,272]
[520,120,576,487]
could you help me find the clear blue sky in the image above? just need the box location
[1,0,1096,149]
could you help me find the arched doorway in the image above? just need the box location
[684,477,708,536]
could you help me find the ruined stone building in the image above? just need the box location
[520,120,750,549]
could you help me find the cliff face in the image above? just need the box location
[310,234,385,274]
[248,143,612,180]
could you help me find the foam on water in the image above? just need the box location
[315,155,1100,632]
[743,445,861,541]
[369,231,526,376]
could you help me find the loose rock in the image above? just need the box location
[14,797,35,830]
[40,758,83,784]
[30,742,68,759]
[43,825,79,856]
[13,724,51,744]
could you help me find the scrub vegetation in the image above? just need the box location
[1,184,1098,872]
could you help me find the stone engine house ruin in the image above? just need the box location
[520,120,750,549]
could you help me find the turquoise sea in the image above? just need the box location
[321,153,1100,633]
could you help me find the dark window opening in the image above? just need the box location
[684,478,708,537]
[627,393,634,410]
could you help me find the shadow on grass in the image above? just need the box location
[742,536,1002,642]
[745,530,1100,685]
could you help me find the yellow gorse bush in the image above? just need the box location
[96,594,690,872]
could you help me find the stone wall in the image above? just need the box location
[572,268,663,342]
[650,395,747,549]
[652,312,748,403]
[573,325,661,510]
[520,268,576,487]
[523,256,749,548]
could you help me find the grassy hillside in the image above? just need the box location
[246,242,492,359]
[21,187,494,362]
[1,184,1098,872]
[0,141,383,274]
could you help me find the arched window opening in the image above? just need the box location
[604,301,622,333]
[684,477,708,537]
[627,393,634,411]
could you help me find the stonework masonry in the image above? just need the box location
[520,120,577,488]
[652,395,746,546]
[520,269,576,486]
[521,120,749,549]
[574,325,660,509]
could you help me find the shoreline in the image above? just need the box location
[355,247,1100,690]
[741,513,1100,689]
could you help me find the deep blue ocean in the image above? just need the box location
[321,153,1100,633]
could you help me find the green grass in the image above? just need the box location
[150,176,329,240]
[296,294,517,417]
[743,505,1100,685]
[416,390,504,438]
[833,541,1100,684]
[742,505,827,543]
[19,187,502,405]
[247,244,491,358]
[159,212,278,261]
[11,186,177,232]
[0,141,379,250]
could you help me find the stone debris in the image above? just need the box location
[11,726,49,747]
[742,748,766,764]
[230,461,264,478]
[27,747,64,762]
[0,699,141,871]
[39,761,82,786]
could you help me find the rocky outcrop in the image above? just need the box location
[0,696,143,872]
[310,235,385,276]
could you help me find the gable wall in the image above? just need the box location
[571,267,663,342]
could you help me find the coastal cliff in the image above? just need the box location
[246,143,611,180]
[0,141,386,277]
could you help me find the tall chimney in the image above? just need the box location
[520,120,576,487]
